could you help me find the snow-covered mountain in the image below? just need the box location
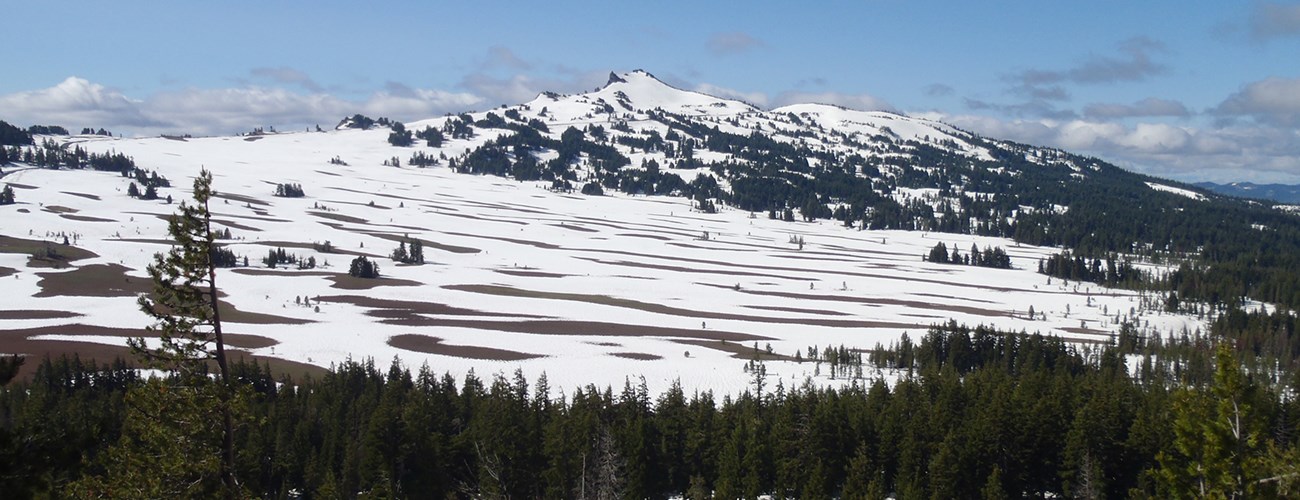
[0,70,1282,394]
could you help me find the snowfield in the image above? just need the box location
[0,71,1206,396]
[1145,181,1206,201]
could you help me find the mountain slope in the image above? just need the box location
[0,70,1295,392]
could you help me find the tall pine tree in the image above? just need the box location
[108,168,244,497]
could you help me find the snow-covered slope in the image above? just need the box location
[0,124,1202,395]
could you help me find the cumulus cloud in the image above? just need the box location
[0,76,482,136]
[1213,76,1300,126]
[1083,97,1190,119]
[0,77,164,129]
[707,32,765,56]
[1251,2,1300,40]
[927,111,1300,183]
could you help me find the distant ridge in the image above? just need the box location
[1195,182,1300,204]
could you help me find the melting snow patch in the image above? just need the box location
[1145,182,1205,201]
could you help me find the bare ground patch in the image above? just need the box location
[667,242,759,253]
[0,266,15,278]
[0,323,276,349]
[211,218,262,232]
[553,223,599,233]
[358,231,480,255]
[309,211,369,224]
[431,210,530,226]
[60,214,116,223]
[697,283,1010,318]
[442,231,561,250]
[315,294,529,319]
[213,192,270,206]
[388,334,542,361]
[617,233,672,241]
[611,352,663,361]
[219,301,315,325]
[0,235,98,268]
[1061,326,1112,337]
[60,191,101,200]
[574,256,815,281]
[571,247,828,278]
[0,335,306,384]
[42,205,78,214]
[445,284,911,329]
[325,186,437,205]
[36,264,148,297]
[672,339,796,361]
[378,316,768,342]
[571,216,701,238]
[911,291,999,304]
[743,305,852,316]
[327,274,423,290]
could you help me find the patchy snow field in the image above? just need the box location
[0,124,1203,396]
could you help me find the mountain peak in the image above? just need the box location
[591,70,756,116]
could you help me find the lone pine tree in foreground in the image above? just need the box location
[69,168,246,498]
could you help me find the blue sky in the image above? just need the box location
[2,1,1298,183]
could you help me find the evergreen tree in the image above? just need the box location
[391,241,408,263]
[349,256,380,278]
[1156,344,1271,498]
[387,122,413,147]
[409,239,424,264]
[0,184,14,205]
[74,169,245,497]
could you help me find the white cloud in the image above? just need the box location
[1214,76,1300,126]
[0,77,162,129]
[0,76,483,136]
[930,112,1300,183]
